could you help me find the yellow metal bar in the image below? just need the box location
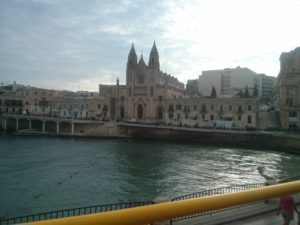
[21,180,300,225]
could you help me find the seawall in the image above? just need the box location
[1,115,300,153]
[120,124,300,154]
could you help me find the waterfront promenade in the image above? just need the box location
[177,194,300,225]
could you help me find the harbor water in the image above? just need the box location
[0,133,300,218]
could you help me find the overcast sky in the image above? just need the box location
[0,0,300,91]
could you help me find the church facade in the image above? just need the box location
[115,42,185,121]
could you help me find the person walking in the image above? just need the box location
[278,194,299,225]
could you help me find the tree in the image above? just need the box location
[253,84,258,97]
[210,86,217,98]
[244,86,250,98]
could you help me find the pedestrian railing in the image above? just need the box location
[171,183,265,222]
[278,175,300,183]
[0,202,152,225]
[1,176,299,225]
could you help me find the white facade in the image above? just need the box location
[257,74,277,102]
[198,67,275,100]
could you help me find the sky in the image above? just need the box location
[0,0,300,92]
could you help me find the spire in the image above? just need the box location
[129,43,137,56]
[138,54,146,67]
[148,41,160,70]
[150,40,158,54]
[127,42,137,69]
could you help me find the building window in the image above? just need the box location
[176,104,182,110]
[229,105,232,111]
[248,105,252,111]
[289,111,297,117]
[238,106,242,113]
[238,115,241,120]
[169,113,173,119]
[247,115,252,124]
[211,105,214,111]
[286,98,293,107]
[168,105,174,112]
[202,114,205,120]
[150,86,154,97]
[98,104,101,109]
[220,105,223,113]
[210,115,214,120]
[129,87,132,97]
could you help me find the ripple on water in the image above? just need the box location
[0,134,300,217]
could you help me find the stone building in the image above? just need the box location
[114,42,185,121]
[165,96,258,129]
[50,96,109,120]
[0,84,110,120]
[278,47,300,129]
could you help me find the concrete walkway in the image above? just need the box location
[174,194,300,225]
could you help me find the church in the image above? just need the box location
[115,42,185,121]
[99,42,258,130]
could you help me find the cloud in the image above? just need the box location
[0,0,300,91]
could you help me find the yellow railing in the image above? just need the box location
[20,180,300,225]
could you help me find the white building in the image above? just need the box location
[257,74,277,103]
[198,67,275,101]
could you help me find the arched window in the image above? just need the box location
[158,105,163,120]
[120,106,125,118]
[138,104,143,119]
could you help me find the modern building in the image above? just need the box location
[198,67,276,101]
[198,67,258,97]
[277,47,300,129]
[257,74,277,103]
[186,79,200,95]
